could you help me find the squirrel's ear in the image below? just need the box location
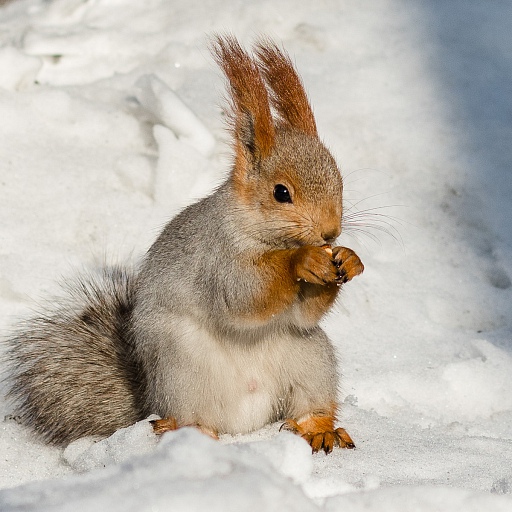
[211,35,275,166]
[255,39,318,138]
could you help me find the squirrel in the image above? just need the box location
[4,35,364,454]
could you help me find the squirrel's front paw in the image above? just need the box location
[332,247,364,284]
[291,246,338,285]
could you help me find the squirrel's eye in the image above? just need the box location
[273,184,292,204]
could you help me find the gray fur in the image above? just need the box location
[4,267,143,444]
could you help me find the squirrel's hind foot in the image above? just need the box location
[151,417,219,440]
[280,416,355,454]
[150,417,178,435]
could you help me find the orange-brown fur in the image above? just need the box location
[255,40,318,137]
[211,36,275,191]
[235,246,362,325]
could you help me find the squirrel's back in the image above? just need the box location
[5,267,144,444]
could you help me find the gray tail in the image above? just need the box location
[4,266,145,445]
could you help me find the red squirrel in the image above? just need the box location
[6,35,364,453]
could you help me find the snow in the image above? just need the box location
[0,428,320,511]
[0,0,511,510]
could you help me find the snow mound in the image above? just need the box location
[136,74,215,156]
[63,417,160,473]
[0,428,319,512]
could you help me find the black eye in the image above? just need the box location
[273,184,292,203]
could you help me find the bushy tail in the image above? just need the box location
[4,267,145,445]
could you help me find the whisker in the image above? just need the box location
[343,213,406,234]
[343,227,381,244]
[344,222,403,247]
[342,166,388,183]
[343,197,403,215]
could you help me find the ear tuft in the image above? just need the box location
[254,39,318,138]
[210,34,275,161]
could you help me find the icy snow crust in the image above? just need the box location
[0,0,511,510]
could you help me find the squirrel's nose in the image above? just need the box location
[321,226,341,244]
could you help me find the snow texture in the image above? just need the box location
[0,0,511,510]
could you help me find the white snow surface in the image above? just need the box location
[0,0,511,510]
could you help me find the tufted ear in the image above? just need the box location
[211,35,275,166]
[254,39,318,138]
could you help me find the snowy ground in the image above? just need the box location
[0,0,511,510]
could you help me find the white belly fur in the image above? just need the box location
[164,316,317,434]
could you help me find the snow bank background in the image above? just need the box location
[0,0,511,510]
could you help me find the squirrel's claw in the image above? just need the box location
[333,427,356,449]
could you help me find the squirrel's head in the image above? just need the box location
[212,36,343,248]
